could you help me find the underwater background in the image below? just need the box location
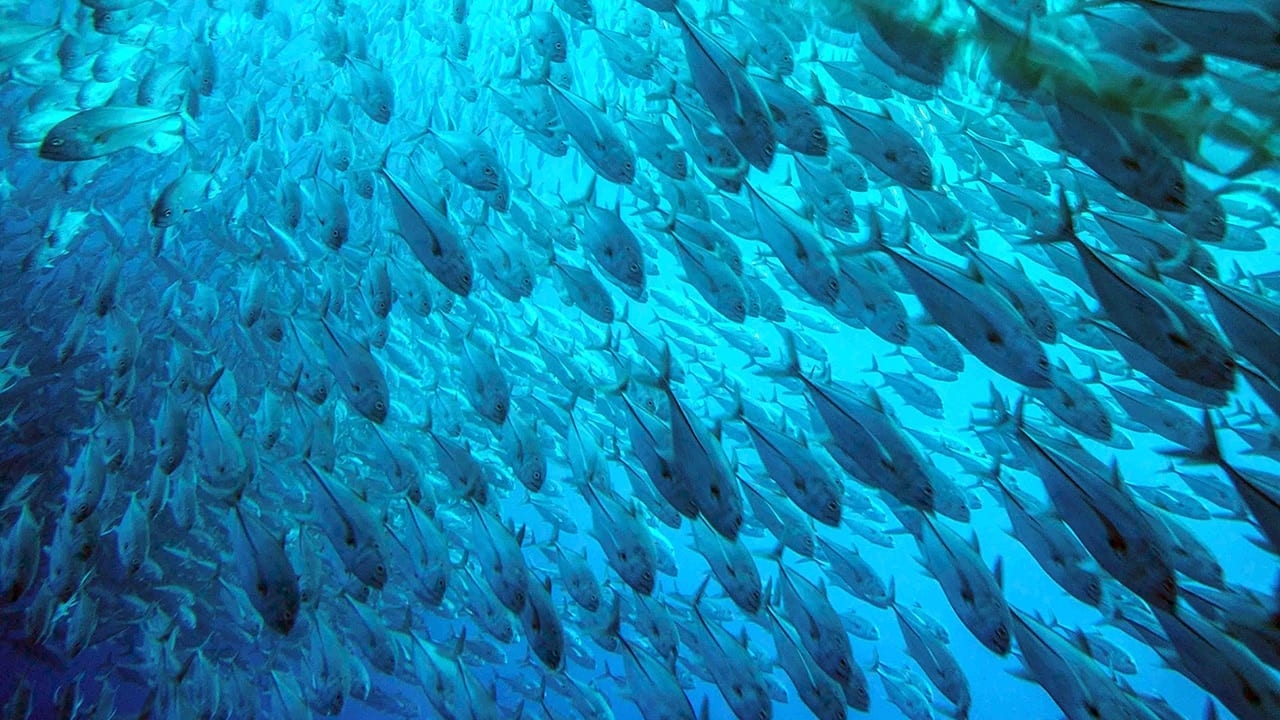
[1,0,1280,718]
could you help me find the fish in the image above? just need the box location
[547,82,637,185]
[1014,411,1179,612]
[379,157,474,296]
[673,8,776,171]
[228,504,300,636]
[814,82,932,190]
[913,512,1013,656]
[1033,191,1235,393]
[303,461,389,590]
[469,503,530,614]
[314,307,390,425]
[39,106,185,161]
[744,183,840,307]
[995,473,1106,608]
[691,516,762,615]
[756,76,827,157]
[761,588,847,720]
[1011,609,1162,720]
[894,600,971,718]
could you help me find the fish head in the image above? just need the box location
[486,181,510,212]
[1022,168,1051,196]
[605,146,637,185]
[803,122,829,157]
[671,152,690,179]
[321,217,348,250]
[518,458,546,492]
[725,291,748,323]
[817,490,843,527]
[151,198,178,228]
[262,578,300,635]
[156,442,184,475]
[817,271,841,306]
[352,546,388,589]
[423,568,448,606]
[352,380,389,424]
[545,35,567,64]
[39,125,93,162]
[368,91,393,124]
[989,620,1012,655]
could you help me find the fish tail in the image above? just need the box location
[193,365,225,403]
[760,328,802,381]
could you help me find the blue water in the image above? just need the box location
[1,0,1279,719]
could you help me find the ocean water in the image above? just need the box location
[1,0,1280,719]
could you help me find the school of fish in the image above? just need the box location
[1,0,1280,718]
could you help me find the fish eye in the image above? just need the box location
[50,137,63,147]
